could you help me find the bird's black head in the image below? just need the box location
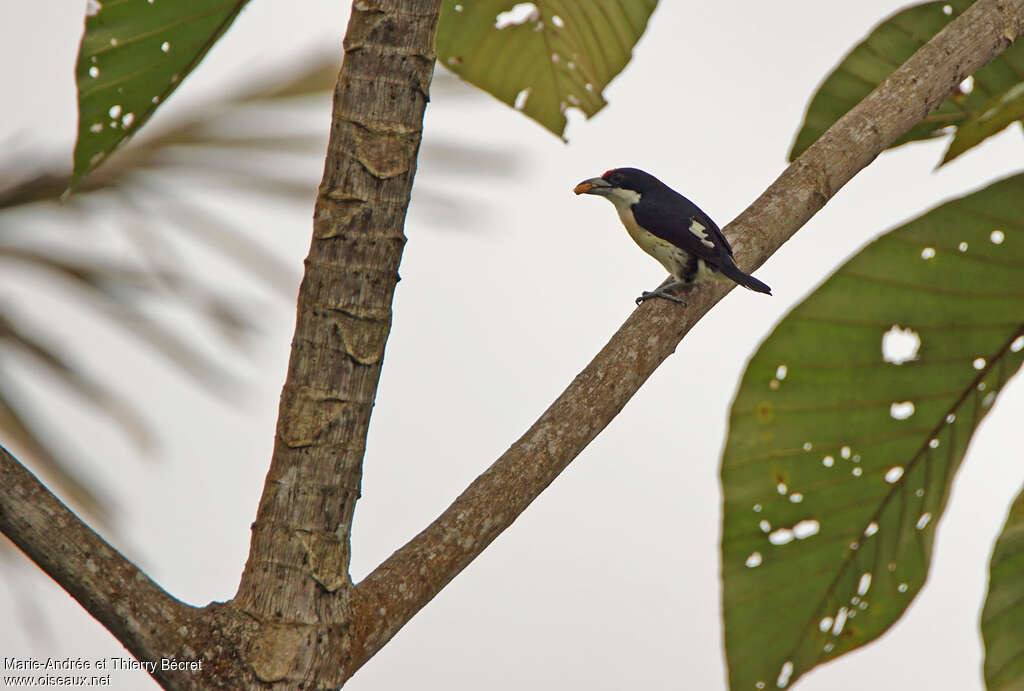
[573,167,666,197]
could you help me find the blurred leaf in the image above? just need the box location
[436,0,658,139]
[0,378,110,524]
[0,553,57,646]
[0,246,241,389]
[789,1,1024,164]
[0,312,150,451]
[721,174,1024,690]
[3,51,524,523]
[73,0,249,185]
[3,57,337,287]
[982,484,1024,691]
[0,56,342,520]
[236,58,340,101]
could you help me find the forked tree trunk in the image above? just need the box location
[0,0,1021,689]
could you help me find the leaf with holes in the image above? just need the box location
[788,0,1024,165]
[721,174,1024,691]
[73,0,248,185]
[435,0,658,139]
[982,484,1024,690]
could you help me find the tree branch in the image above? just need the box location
[349,0,1024,673]
[0,445,209,688]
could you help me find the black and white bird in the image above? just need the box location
[574,167,771,305]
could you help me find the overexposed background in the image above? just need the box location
[2,2,1023,689]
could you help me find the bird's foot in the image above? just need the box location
[635,289,686,306]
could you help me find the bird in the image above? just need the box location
[573,167,771,305]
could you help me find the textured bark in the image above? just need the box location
[231,0,441,687]
[0,446,257,690]
[348,0,1024,670]
[0,0,1021,688]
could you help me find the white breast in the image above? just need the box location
[605,189,690,280]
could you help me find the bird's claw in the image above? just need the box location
[636,290,686,306]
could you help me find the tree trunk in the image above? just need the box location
[232,0,442,686]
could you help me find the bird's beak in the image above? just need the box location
[573,177,612,195]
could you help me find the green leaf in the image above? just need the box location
[944,84,1024,164]
[721,174,1024,691]
[982,484,1024,690]
[73,0,248,185]
[788,1,1024,165]
[435,0,658,139]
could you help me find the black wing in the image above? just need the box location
[631,186,733,263]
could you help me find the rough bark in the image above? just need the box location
[0,0,1020,688]
[231,0,441,686]
[0,446,257,689]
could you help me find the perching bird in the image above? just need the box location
[574,167,771,305]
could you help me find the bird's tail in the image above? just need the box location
[719,260,772,295]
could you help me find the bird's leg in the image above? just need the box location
[636,281,687,306]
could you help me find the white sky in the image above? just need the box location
[3,1,1023,690]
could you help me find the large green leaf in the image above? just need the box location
[73,0,248,185]
[982,485,1024,690]
[721,174,1024,690]
[789,1,1024,165]
[435,0,658,139]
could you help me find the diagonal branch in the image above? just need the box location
[0,445,206,688]
[348,0,1024,672]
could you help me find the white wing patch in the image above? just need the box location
[688,219,715,248]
